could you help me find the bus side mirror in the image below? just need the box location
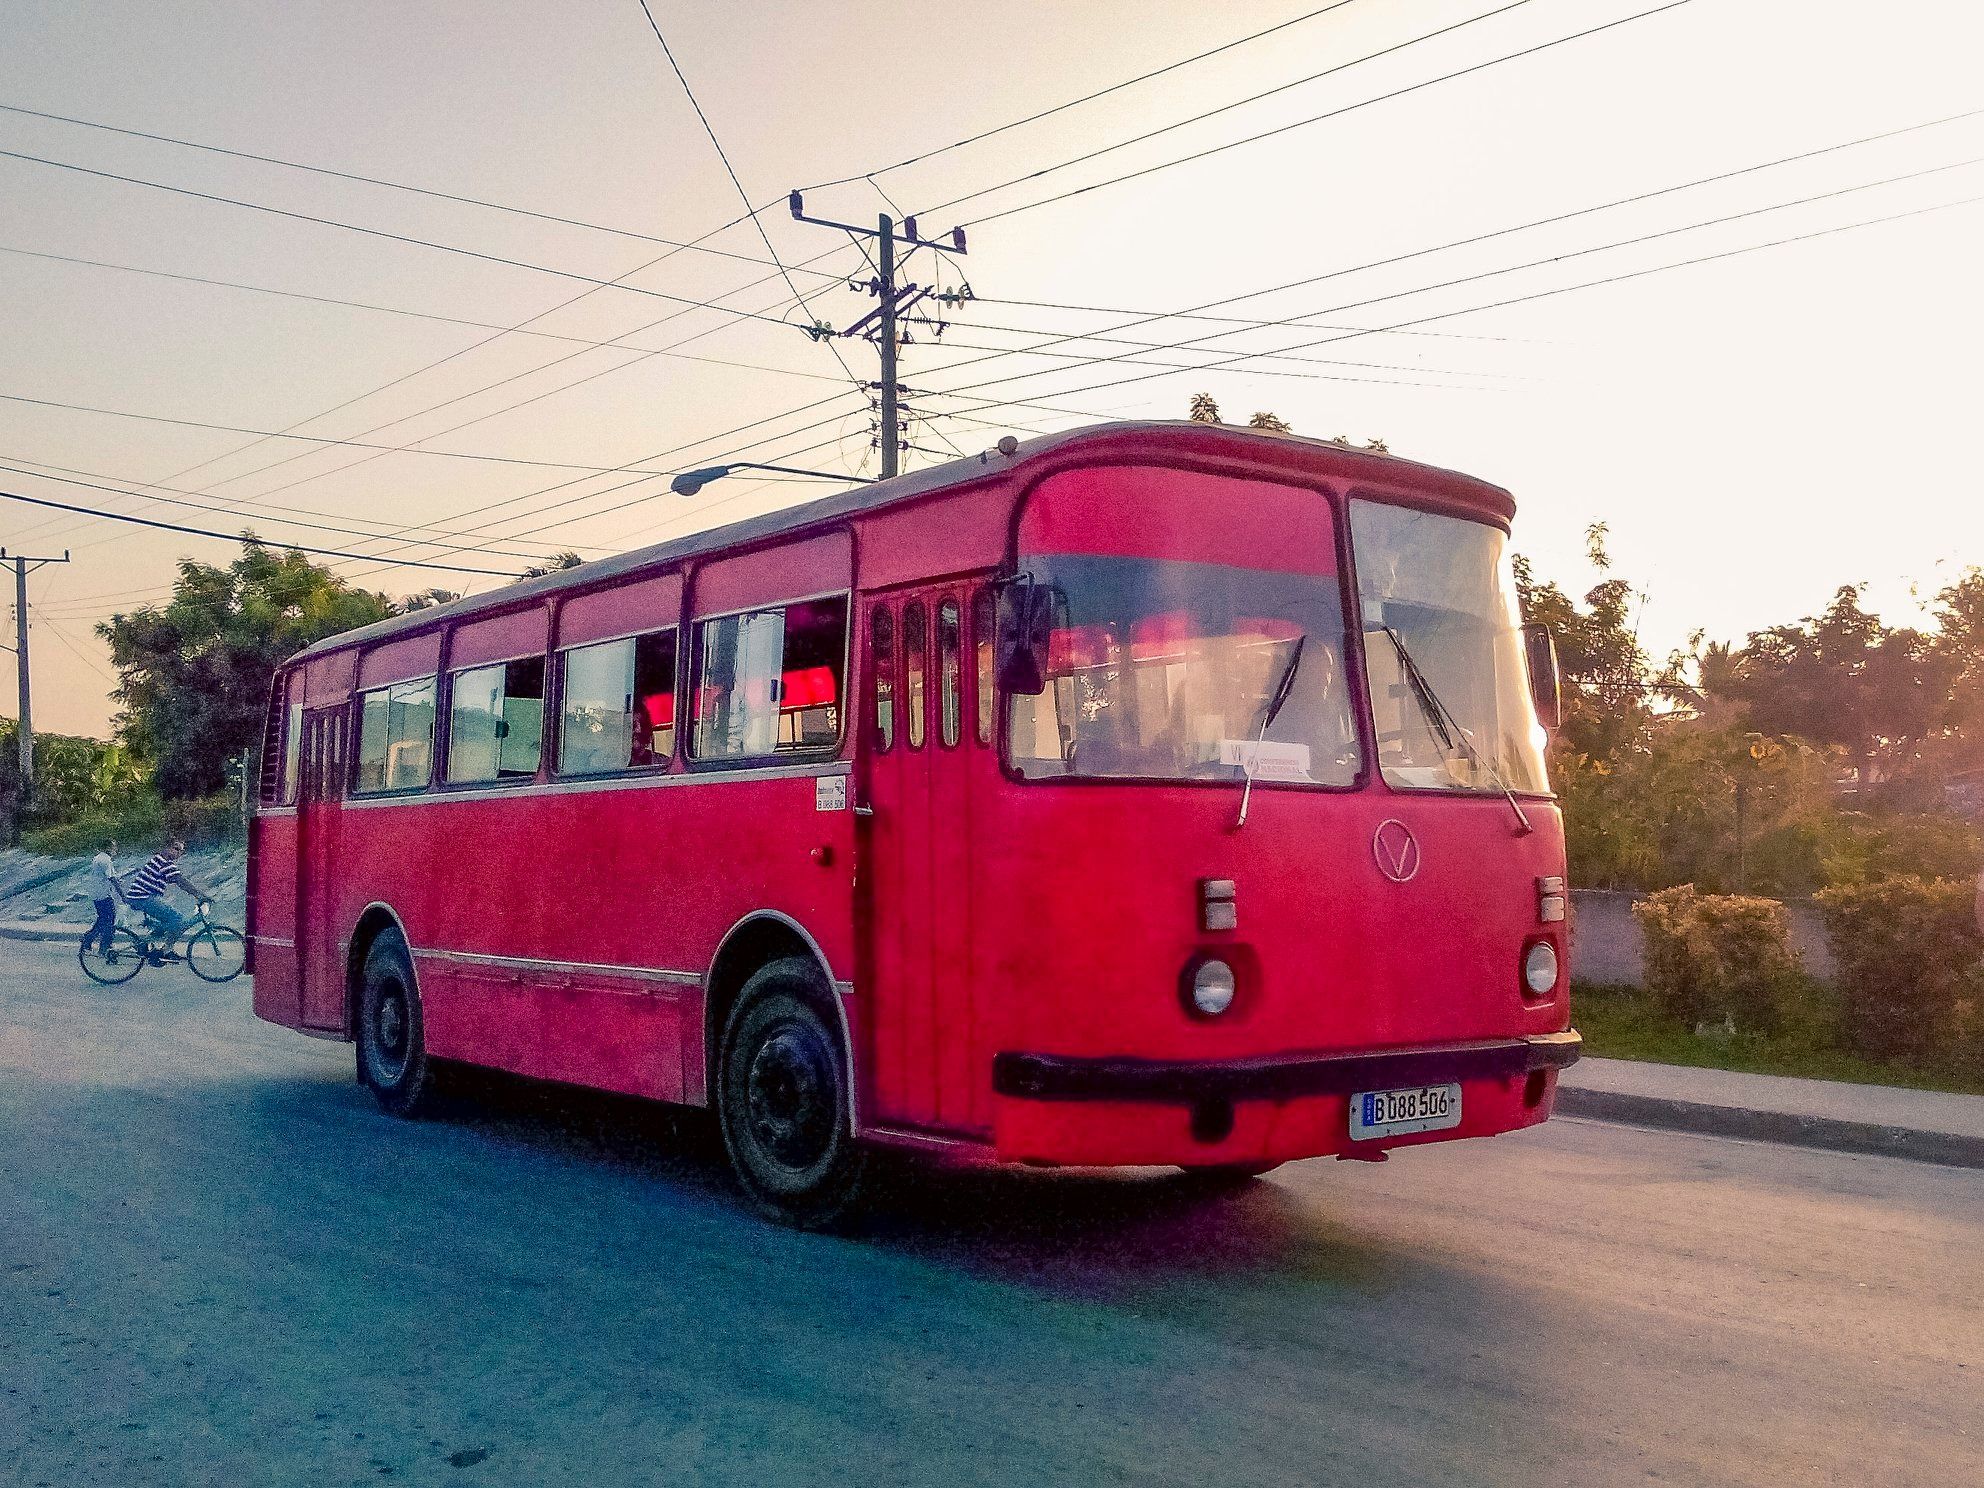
[996,580,1053,697]
[1523,622,1563,731]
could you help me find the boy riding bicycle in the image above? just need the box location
[122,839,214,962]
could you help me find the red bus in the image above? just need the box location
[247,421,1580,1226]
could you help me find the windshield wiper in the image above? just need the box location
[1380,625,1532,836]
[1234,635,1305,831]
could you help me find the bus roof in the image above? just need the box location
[288,420,1513,667]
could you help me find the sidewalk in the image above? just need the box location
[1559,1056,1984,1169]
[0,918,90,943]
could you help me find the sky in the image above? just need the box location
[1,0,1980,739]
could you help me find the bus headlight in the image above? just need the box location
[1191,959,1237,1016]
[1523,941,1560,996]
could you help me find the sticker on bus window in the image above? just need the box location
[815,775,849,812]
[1218,739,1312,781]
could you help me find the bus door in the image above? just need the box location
[857,582,992,1133]
[295,705,350,1031]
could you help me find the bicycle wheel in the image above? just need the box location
[185,923,247,982]
[80,927,148,985]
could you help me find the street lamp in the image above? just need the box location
[668,463,874,498]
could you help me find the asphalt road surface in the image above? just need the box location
[3,937,1978,1488]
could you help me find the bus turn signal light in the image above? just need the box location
[1537,875,1566,923]
[1200,878,1237,932]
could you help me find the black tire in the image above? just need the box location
[356,929,436,1118]
[79,927,148,985]
[185,924,246,982]
[717,958,867,1230]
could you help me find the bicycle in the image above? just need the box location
[79,902,246,986]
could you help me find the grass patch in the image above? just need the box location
[1573,981,1984,1097]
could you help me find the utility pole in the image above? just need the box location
[788,193,973,480]
[876,214,900,479]
[1,545,72,839]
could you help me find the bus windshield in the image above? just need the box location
[1008,554,1361,785]
[1350,501,1549,795]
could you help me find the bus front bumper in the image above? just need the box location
[988,1031,1581,1168]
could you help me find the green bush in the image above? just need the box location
[1815,876,1983,1066]
[21,789,240,857]
[1632,885,1803,1032]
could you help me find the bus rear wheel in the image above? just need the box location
[717,959,867,1230]
[356,929,436,1118]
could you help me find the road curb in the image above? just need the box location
[0,922,86,943]
[1557,1086,1984,1170]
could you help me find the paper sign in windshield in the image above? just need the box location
[1218,739,1312,781]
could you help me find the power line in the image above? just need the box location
[945,1,1696,226]
[926,337,1507,391]
[632,0,864,394]
[0,243,859,379]
[798,2,1364,191]
[921,192,1984,421]
[0,388,729,474]
[899,112,1984,403]
[27,605,114,682]
[329,389,869,580]
[0,147,807,329]
[0,457,571,562]
[0,99,846,279]
[978,298,1534,342]
[0,484,523,577]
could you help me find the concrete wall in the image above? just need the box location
[1569,888,1837,987]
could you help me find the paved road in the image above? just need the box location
[3,938,1978,1488]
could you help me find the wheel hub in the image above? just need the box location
[745,1023,836,1171]
[374,983,409,1074]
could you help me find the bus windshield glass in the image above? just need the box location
[1350,501,1549,795]
[1007,554,1361,785]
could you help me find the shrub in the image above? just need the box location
[20,789,240,857]
[1632,885,1802,1032]
[1815,876,1983,1066]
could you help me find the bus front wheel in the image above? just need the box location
[717,958,867,1230]
[356,929,436,1118]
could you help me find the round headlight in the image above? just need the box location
[1192,959,1237,1016]
[1523,940,1560,995]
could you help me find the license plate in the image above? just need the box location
[1350,1082,1462,1140]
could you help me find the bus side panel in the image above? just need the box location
[328,771,855,1104]
[248,810,303,1028]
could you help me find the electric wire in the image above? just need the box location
[893,109,1984,402]
[0,147,807,328]
[0,100,845,279]
[633,0,864,391]
[796,2,1363,191]
[0,484,523,576]
[0,390,711,474]
[916,193,1984,424]
[935,1,1696,225]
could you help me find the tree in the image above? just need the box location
[98,540,395,799]
[1512,523,1649,761]
[1188,392,1222,424]
[520,551,584,580]
[1707,585,1952,795]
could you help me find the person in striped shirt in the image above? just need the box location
[124,840,211,956]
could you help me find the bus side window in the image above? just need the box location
[871,607,895,753]
[692,597,848,761]
[938,599,961,748]
[902,601,927,750]
[353,677,436,793]
[972,588,995,746]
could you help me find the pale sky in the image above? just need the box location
[2,0,1980,738]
